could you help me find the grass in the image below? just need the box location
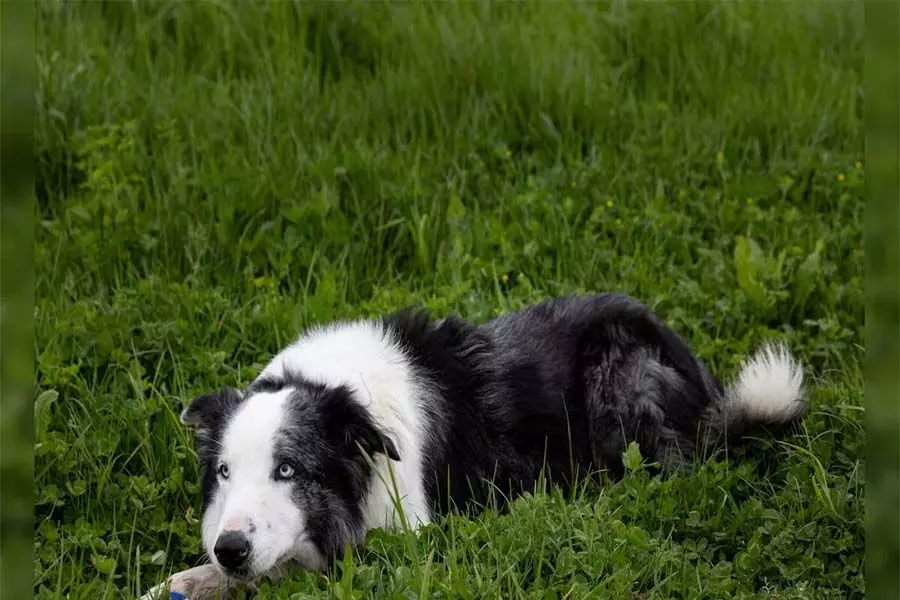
[33,1,864,598]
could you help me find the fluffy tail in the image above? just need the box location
[711,343,807,442]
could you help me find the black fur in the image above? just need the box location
[272,380,387,561]
[384,293,789,516]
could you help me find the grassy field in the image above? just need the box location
[34,2,865,598]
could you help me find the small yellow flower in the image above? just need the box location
[855,161,863,170]
[501,274,509,282]
[837,173,845,182]
[747,197,754,204]
[606,199,614,208]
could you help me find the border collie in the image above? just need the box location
[145,293,806,599]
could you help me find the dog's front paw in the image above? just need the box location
[140,564,232,600]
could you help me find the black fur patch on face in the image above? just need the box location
[251,375,400,564]
[181,388,243,510]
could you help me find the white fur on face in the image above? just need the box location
[259,320,433,531]
[202,388,326,578]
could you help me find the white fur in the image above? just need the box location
[260,320,433,531]
[728,343,804,422]
[202,388,327,577]
[139,564,231,600]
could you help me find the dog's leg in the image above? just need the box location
[140,564,237,600]
[584,347,699,477]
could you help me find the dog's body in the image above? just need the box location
[146,294,805,599]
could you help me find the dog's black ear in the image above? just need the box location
[320,385,401,462]
[181,387,242,430]
[346,419,401,462]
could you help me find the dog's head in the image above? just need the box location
[180,378,400,581]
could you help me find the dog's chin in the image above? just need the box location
[218,566,254,583]
[221,559,295,586]
[208,559,265,585]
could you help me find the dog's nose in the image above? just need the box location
[214,531,251,571]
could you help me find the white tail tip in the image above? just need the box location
[728,343,805,425]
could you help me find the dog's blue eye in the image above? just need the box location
[217,463,229,479]
[276,463,294,480]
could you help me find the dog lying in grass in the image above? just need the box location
[142,293,806,600]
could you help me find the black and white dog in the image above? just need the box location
[147,294,805,599]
